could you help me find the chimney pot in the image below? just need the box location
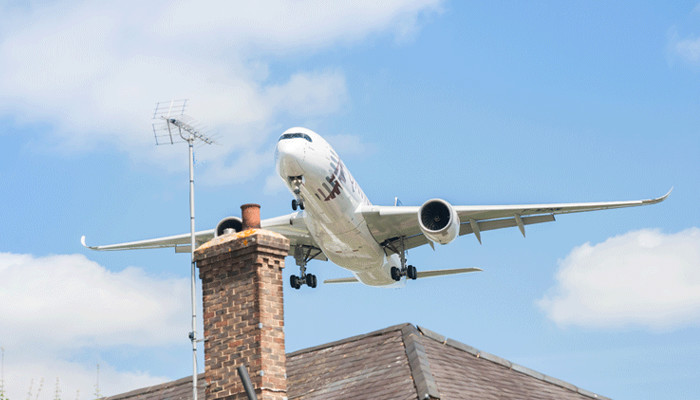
[241,203,261,230]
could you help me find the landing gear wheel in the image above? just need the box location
[391,266,401,281]
[305,273,317,288]
[290,275,301,289]
[292,199,305,211]
[407,265,417,280]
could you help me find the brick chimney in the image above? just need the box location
[194,204,290,400]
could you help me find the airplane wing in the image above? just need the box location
[360,189,671,253]
[81,230,213,252]
[82,211,324,259]
[324,267,483,284]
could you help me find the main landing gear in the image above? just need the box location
[386,236,418,282]
[290,273,316,289]
[391,264,417,281]
[289,176,305,211]
[290,245,321,290]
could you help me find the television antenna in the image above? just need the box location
[153,99,213,400]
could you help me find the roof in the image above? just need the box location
[105,324,609,400]
[104,375,204,400]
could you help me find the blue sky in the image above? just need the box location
[1,1,699,399]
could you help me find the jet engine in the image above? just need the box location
[418,199,460,244]
[215,217,243,237]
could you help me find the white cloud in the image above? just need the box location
[0,252,190,399]
[3,358,169,400]
[0,0,442,183]
[264,172,286,195]
[324,133,376,157]
[0,253,189,348]
[667,6,700,67]
[538,228,700,331]
[673,36,700,65]
[265,71,348,118]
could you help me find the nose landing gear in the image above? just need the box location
[291,198,305,211]
[288,176,305,211]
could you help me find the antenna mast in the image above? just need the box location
[93,364,101,399]
[1,347,4,400]
[54,378,61,400]
[152,100,213,400]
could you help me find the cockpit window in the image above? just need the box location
[279,132,312,142]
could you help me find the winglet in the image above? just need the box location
[639,187,672,206]
[81,235,98,250]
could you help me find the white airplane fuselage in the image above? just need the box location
[275,127,401,286]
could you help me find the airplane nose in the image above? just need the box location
[275,138,306,177]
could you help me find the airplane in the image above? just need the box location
[82,127,671,289]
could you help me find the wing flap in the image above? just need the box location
[455,188,671,221]
[459,214,555,236]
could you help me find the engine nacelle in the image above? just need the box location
[418,198,460,244]
[215,217,243,237]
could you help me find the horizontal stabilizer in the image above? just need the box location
[323,277,359,284]
[324,267,482,285]
[416,267,482,278]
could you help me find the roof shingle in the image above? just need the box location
[105,323,609,400]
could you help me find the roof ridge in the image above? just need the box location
[401,324,441,400]
[286,322,412,357]
[416,326,611,400]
